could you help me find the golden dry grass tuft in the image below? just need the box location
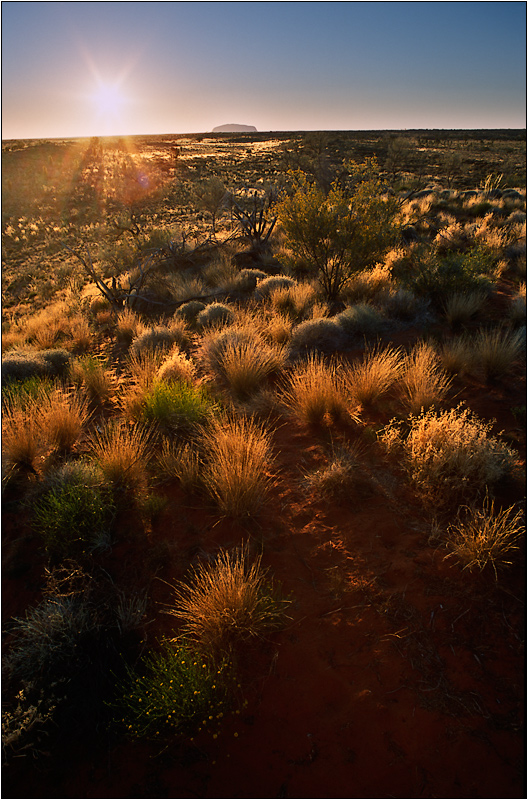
[200,415,273,517]
[399,341,452,413]
[345,345,403,408]
[40,389,90,453]
[282,354,352,425]
[165,545,288,657]
[446,499,525,579]
[89,422,153,490]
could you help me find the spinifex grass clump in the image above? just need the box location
[282,353,350,425]
[200,415,273,517]
[89,422,153,491]
[32,482,115,558]
[115,642,233,741]
[166,546,289,658]
[381,404,517,506]
[446,499,525,579]
[140,379,218,430]
[470,327,524,381]
[399,341,452,413]
[344,345,403,408]
[202,330,286,399]
[40,389,90,453]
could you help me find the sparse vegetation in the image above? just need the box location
[2,130,525,797]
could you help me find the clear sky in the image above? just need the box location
[2,1,526,139]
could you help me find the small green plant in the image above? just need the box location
[446,499,524,579]
[140,379,217,429]
[115,641,233,741]
[166,546,289,657]
[33,482,115,558]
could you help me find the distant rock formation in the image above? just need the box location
[212,123,257,133]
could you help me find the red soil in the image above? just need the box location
[2,360,525,799]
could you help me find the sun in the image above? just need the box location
[90,82,128,135]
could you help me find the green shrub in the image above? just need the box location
[140,379,218,430]
[276,162,399,302]
[32,482,115,558]
[115,642,233,741]
[399,246,494,306]
[335,303,386,338]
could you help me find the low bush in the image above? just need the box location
[89,422,153,491]
[174,300,206,326]
[255,275,296,299]
[2,347,71,385]
[289,317,345,354]
[381,404,517,505]
[446,499,525,579]
[396,246,495,306]
[70,356,115,406]
[32,482,115,558]
[196,302,235,330]
[157,439,201,492]
[234,268,268,293]
[442,290,488,327]
[470,327,525,381]
[157,346,197,384]
[129,326,179,358]
[166,546,289,657]
[115,641,233,741]
[202,330,285,399]
[335,303,386,338]
[40,389,90,453]
[302,445,366,500]
[282,353,350,425]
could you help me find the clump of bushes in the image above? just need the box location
[381,404,517,505]
[2,347,71,385]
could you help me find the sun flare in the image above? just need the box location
[90,82,129,135]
